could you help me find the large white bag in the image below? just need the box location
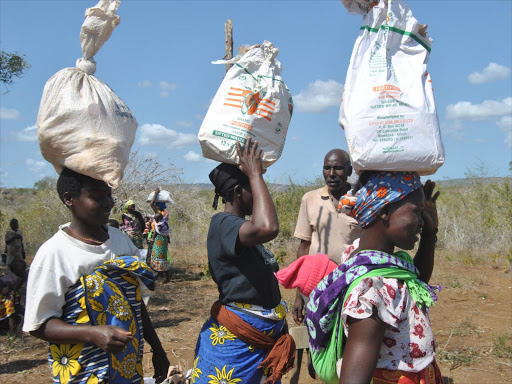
[37,0,138,188]
[339,0,444,175]
[146,190,174,204]
[198,41,293,168]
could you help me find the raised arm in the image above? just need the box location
[237,137,279,247]
[414,180,440,284]
[150,187,160,214]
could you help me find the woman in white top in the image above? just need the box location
[23,167,169,383]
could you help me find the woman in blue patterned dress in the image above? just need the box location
[191,138,295,384]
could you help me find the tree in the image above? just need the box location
[0,50,30,92]
[34,176,57,190]
[113,150,182,214]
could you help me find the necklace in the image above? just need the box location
[68,225,108,245]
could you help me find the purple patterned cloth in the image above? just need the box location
[304,250,439,352]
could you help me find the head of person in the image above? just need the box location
[57,167,114,227]
[124,200,136,214]
[9,259,27,279]
[323,149,352,194]
[9,219,19,231]
[107,218,120,229]
[155,202,166,212]
[209,163,252,215]
[154,212,163,223]
[351,171,425,250]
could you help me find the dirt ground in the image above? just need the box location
[1,256,511,383]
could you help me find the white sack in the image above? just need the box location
[37,0,138,188]
[146,190,174,204]
[198,41,293,168]
[339,0,444,175]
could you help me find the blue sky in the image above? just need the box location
[1,0,511,188]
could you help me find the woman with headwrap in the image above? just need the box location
[121,200,145,249]
[306,171,443,384]
[149,187,171,282]
[191,137,295,384]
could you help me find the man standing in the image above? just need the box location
[289,149,361,382]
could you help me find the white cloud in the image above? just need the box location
[446,97,512,120]
[0,168,7,179]
[138,123,196,149]
[15,124,37,142]
[26,158,47,173]
[497,115,512,148]
[0,107,21,120]
[293,80,344,113]
[176,120,193,128]
[137,80,153,88]
[184,150,201,162]
[468,62,511,84]
[160,81,177,98]
[194,114,204,121]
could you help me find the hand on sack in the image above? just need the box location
[236,137,263,178]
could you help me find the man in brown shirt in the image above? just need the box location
[289,149,361,382]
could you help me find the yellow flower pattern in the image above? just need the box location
[234,302,252,309]
[108,295,132,321]
[84,275,104,297]
[190,356,203,383]
[274,304,286,320]
[209,323,236,345]
[50,343,83,384]
[112,353,138,379]
[207,365,242,384]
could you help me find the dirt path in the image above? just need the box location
[1,262,510,383]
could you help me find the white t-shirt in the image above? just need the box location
[23,223,140,333]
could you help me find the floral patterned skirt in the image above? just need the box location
[151,234,171,272]
[191,305,285,384]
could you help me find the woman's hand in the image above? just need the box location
[292,291,305,325]
[422,180,440,236]
[236,137,263,179]
[152,350,170,383]
[90,325,133,353]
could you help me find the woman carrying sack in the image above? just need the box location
[149,188,172,283]
[190,138,295,384]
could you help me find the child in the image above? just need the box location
[306,171,442,384]
[0,259,27,333]
[23,168,169,383]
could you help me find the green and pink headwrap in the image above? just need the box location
[339,171,422,228]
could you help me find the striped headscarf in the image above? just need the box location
[339,171,422,228]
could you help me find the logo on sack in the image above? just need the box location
[224,87,275,122]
